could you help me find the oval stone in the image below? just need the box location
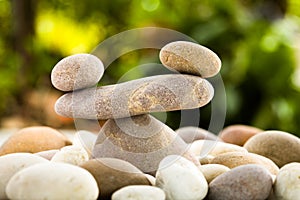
[175,126,219,143]
[208,164,273,200]
[159,41,221,78]
[274,162,300,200]
[219,124,263,146]
[0,126,71,156]
[80,158,151,200]
[51,145,89,166]
[210,152,279,175]
[6,162,99,200]
[51,53,104,91]
[156,155,208,200]
[244,130,300,167]
[92,114,198,174]
[199,164,230,183]
[0,153,48,199]
[112,185,166,200]
[55,74,214,119]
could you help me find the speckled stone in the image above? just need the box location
[244,130,300,167]
[0,126,71,156]
[92,114,198,174]
[51,53,104,91]
[0,153,48,199]
[219,124,263,146]
[274,162,300,200]
[80,158,151,200]
[159,41,221,78]
[112,185,166,200]
[208,164,273,200]
[175,126,219,143]
[55,74,214,119]
[6,162,99,200]
[210,152,279,175]
[156,155,208,200]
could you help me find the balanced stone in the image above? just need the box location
[159,41,221,77]
[92,114,198,173]
[55,74,214,120]
[0,153,48,199]
[80,158,151,200]
[0,126,71,156]
[156,155,208,200]
[208,164,273,200]
[112,185,166,200]
[244,130,300,167]
[220,124,263,146]
[51,53,104,91]
[175,126,219,143]
[6,162,99,200]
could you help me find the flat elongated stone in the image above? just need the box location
[160,41,221,77]
[51,53,104,91]
[175,126,219,143]
[55,74,214,119]
[92,114,198,174]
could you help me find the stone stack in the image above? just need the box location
[51,41,221,173]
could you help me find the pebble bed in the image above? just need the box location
[0,41,299,199]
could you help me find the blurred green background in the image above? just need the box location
[0,0,300,136]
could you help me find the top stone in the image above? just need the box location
[51,54,104,92]
[159,41,221,78]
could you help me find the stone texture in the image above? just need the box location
[112,185,166,200]
[175,126,219,143]
[208,164,273,200]
[80,158,151,200]
[219,124,263,146]
[55,74,214,119]
[0,126,71,156]
[244,130,300,167]
[156,155,208,200]
[6,162,99,200]
[0,153,48,199]
[160,41,221,78]
[51,53,104,91]
[92,114,198,173]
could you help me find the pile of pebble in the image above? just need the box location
[0,41,299,199]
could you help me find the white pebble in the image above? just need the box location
[51,145,89,165]
[112,185,165,200]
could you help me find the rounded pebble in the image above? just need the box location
[6,162,99,200]
[175,126,219,143]
[55,74,214,119]
[159,41,221,78]
[210,152,279,175]
[112,185,166,200]
[92,114,198,174]
[51,53,104,91]
[219,124,263,146]
[199,164,230,183]
[0,153,48,199]
[274,162,300,200]
[80,158,151,199]
[51,145,89,165]
[208,164,273,200]
[0,126,71,156]
[156,155,208,200]
[244,130,300,167]
[189,140,248,157]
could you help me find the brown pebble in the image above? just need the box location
[159,41,221,78]
[244,130,300,167]
[92,114,198,174]
[51,53,104,92]
[0,126,71,156]
[80,158,151,200]
[175,126,219,143]
[55,74,214,119]
[219,124,263,146]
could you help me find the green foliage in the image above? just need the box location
[1,0,300,136]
